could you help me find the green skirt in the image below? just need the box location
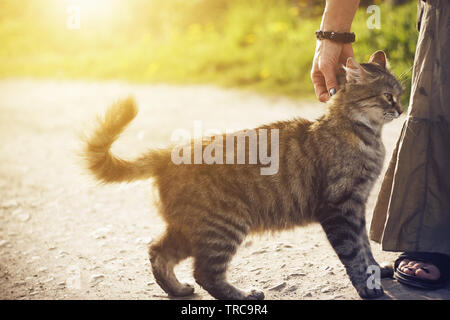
[369,0,450,255]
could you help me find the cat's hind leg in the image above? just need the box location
[149,228,194,297]
[193,215,263,300]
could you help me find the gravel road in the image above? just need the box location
[0,79,449,300]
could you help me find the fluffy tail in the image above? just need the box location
[82,96,165,183]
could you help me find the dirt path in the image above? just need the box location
[0,79,449,300]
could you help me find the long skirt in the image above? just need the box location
[369,0,450,255]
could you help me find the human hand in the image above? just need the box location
[311,40,354,102]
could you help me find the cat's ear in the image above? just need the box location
[344,57,367,84]
[369,50,387,69]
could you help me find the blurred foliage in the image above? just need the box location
[0,0,417,103]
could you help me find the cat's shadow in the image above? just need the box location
[378,278,450,300]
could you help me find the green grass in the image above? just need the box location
[0,0,417,103]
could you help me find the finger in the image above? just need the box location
[319,64,338,97]
[311,71,328,102]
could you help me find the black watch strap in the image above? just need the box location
[315,30,355,43]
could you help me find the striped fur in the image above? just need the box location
[83,52,403,299]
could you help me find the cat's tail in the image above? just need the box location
[82,96,166,183]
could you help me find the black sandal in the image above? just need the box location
[394,252,450,290]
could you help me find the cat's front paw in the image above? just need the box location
[244,289,265,300]
[356,285,384,299]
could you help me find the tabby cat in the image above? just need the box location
[83,51,403,299]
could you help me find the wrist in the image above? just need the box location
[321,12,353,33]
[316,31,355,43]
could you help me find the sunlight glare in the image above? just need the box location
[68,0,112,13]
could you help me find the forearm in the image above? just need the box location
[320,0,360,32]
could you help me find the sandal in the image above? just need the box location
[394,252,450,290]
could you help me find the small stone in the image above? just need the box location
[268,282,286,291]
[0,240,8,248]
[56,251,70,259]
[251,249,267,255]
[89,274,105,287]
[91,227,110,239]
[284,272,306,280]
[12,209,30,222]
[303,292,313,298]
[135,237,152,245]
[1,199,18,208]
[13,281,26,287]
[286,285,298,293]
[321,286,333,293]
[250,267,263,272]
[41,276,55,283]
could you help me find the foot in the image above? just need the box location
[169,283,195,297]
[397,258,441,280]
[244,289,265,300]
[357,285,384,299]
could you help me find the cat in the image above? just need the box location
[82,50,403,300]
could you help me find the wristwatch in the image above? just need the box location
[315,30,355,43]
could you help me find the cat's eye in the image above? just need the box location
[384,93,394,102]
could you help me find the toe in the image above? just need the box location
[412,262,424,270]
[400,265,415,275]
[415,264,440,281]
[398,259,410,269]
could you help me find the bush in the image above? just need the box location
[0,0,417,104]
